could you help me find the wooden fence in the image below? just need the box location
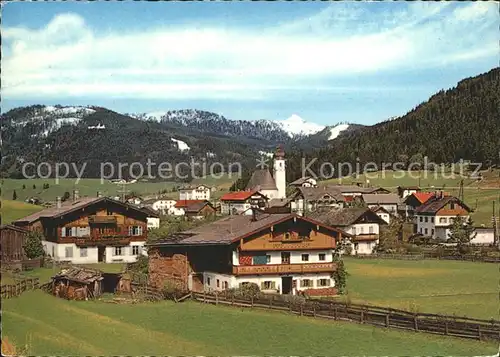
[0,277,40,299]
[350,253,500,263]
[191,292,500,341]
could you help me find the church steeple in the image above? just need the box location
[273,145,286,199]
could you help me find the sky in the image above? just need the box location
[2,1,499,125]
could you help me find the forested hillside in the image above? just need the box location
[286,67,500,181]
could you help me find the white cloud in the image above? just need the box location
[2,2,498,100]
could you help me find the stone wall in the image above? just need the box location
[148,248,189,290]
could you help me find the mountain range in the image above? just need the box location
[1,67,499,181]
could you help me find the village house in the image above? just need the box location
[142,198,178,215]
[309,208,387,255]
[327,185,390,199]
[289,176,318,188]
[397,186,422,199]
[361,193,401,216]
[414,193,471,241]
[246,147,287,199]
[179,185,211,201]
[147,210,349,296]
[13,191,149,264]
[402,192,435,219]
[370,206,392,224]
[290,186,345,216]
[220,191,269,215]
[175,200,216,219]
[138,206,161,229]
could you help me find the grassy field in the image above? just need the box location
[3,290,496,356]
[341,258,498,320]
[1,199,44,224]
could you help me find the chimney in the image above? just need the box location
[97,191,102,198]
[56,196,62,209]
[73,189,80,201]
[251,207,257,222]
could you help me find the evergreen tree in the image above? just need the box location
[448,215,477,249]
[23,232,45,259]
[62,191,71,201]
[12,190,17,200]
[33,184,36,189]
[22,184,26,189]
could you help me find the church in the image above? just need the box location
[246,147,287,200]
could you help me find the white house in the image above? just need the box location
[179,185,211,201]
[142,198,178,215]
[414,194,471,240]
[397,186,421,199]
[220,191,268,215]
[361,194,401,216]
[291,186,345,216]
[471,228,496,245]
[310,207,387,255]
[370,206,392,224]
[289,176,318,188]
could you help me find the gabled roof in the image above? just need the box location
[148,212,351,246]
[362,194,401,205]
[0,224,29,233]
[370,206,392,215]
[220,190,267,201]
[410,192,435,204]
[14,197,148,224]
[184,201,215,213]
[309,207,386,227]
[137,206,160,218]
[298,186,344,202]
[246,169,277,191]
[174,200,208,208]
[327,185,388,194]
[415,196,471,215]
[289,176,315,186]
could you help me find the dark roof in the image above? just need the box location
[298,186,344,202]
[415,196,471,214]
[362,194,401,205]
[175,200,207,208]
[308,207,385,227]
[246,169,277,191]
[289,176,315,186]
[397,186,421,190]
[138,206,160,217]
[0,224,29,233]
[53,267,103,284]
[370,206,391,214]
[326,185,386,194]
[14,197,148,224]
[149,212,350,246]
[185,201,214,213]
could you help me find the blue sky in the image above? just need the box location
[2,1,499,125]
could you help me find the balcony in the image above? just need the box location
[88,215,117,224]
[232,262,336,276]
[353,234,379,242]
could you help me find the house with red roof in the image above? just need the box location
[220,190,268,215]
[403,192,437,219]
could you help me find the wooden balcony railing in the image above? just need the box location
[232,262,336,276]
[353,234,379,241]
[88,215,117,224]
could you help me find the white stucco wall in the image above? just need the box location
[344,223,379,236]
[234,273,334,294]
[147,217,160,229]
[179,187,211,201]
[232,250,334,266]
[351,240,377,255]
[376,212,391,224]
[221,202,251,215]
[471,230,495,245]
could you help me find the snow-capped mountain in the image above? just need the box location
[275,114,325,137]
[328,123,350,140]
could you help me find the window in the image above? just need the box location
[425,217,428,223]
[217,279,220,288]
[65,247,73,258]
[80,247,88,258]
[369,226,374,234]
[431,217,435,223]
[266,255,271,264]
[450,203,455,209]
[207,277,211,286]
[65,227,72,237]
[107,209,113,215]
[424,228,428,235]
[262,281,276,290]
[132,246,140,255]
[129,226,143,236]
[301,254,309,262]
[224,281,228,290]
[281,252,290,264]
[419,217,423,222]
[359,226,364,234]
[439,217,447,223]
[354,243,359,251]
[114,247,123,256]
[318,253,326,261]
[284,232,291,240]
[431,229,434,236]
[300,279,312,288]
[318,279,330,287]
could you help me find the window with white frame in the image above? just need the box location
[301,254,309,262]
[132,246,140,255]
[318,279,330,287]
[318,253,326,261]
[65,246,73,258]
[439,217,447,223]
[80,247,88,258]
[128,226,143,236]
[369,226,374,234]
[261,281,276,290]
[114,247,123,256]
[300,279,313,288]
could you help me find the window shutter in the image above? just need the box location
[271,281,276,289]
[61,228,65,237]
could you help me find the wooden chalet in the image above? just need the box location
[13,191,149,264]
[147,210,351,296]
[174,200,216,219]
[220,190,269,215]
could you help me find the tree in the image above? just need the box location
[22,184,26,189]
[332,259,348,294]
[33,184,36,189]
[23,232,45,259]
[62,191,71,201]
[376,218,403,252]
[448,215,477,251]
[12,190,17,200]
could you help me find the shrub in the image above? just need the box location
[344,244,353,256]
[23,232,45,259]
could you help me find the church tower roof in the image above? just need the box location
[246,169,278,191]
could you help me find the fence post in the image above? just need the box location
[251,296,254,309]
[385,314,390,328]
[231,294,234,306]
[414,315,419,332]
[203,290,206,303]
[289,300,292,313]
[334,306,338,320]
[444,320,449,335]
[269,297,272,309]
[215,293,219,306]
[313,303,316,318]
[360,310,364,324]
[300,303,303,316]
[477,325,482,340]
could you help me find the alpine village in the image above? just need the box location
[2,3,500,355]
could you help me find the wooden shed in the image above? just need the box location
[51,267,103,300]
[0,225,28,262]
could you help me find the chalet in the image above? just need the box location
[291,186,345,215]
[0,224,29,262]
[397,186,421,199]
[289,176,318,188]
[147,210,349,296]
[174,200,215,218]
[220,191,268,215]
[309,208,387,255]
[361,194,401,215]
[142,198,177,215]
[13,192,149,264]
[370,206,392,224]
[179,185,211,201]
[414,194,471,241]
[402,192,435,218]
